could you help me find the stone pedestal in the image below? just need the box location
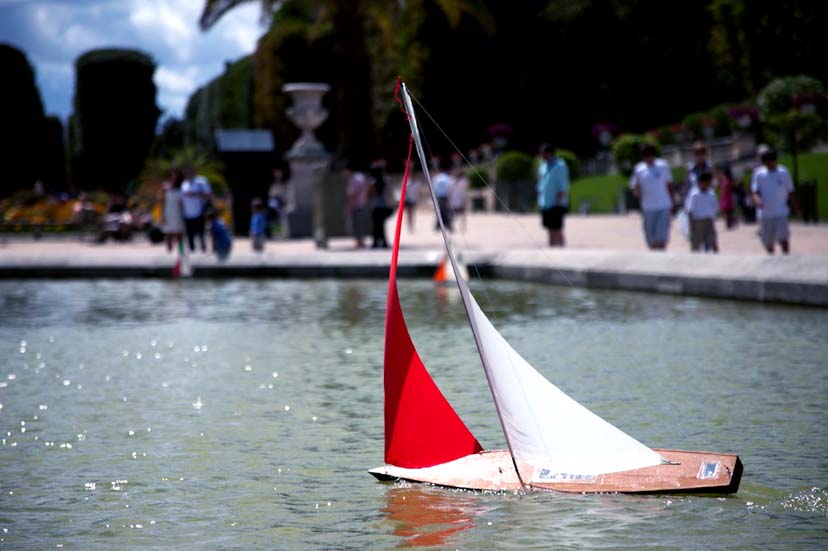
[282,83,332,247]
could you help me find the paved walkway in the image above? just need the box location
[1,212,827,305]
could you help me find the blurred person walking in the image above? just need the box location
[718,165,737,229]
[206,208,232,261]
[449,166,470,233]
[403,166,421,233]
[342,160,369,249]
[267,166,288,238]
[537,143,570,247]
[681,141,718,207]
[181,165,212,253]
[751,147,800,254]
[433,157,453,232]
[685,170,719,253]
[249,198,268,253]
[368,160,392,248]
[629,143,675,250]
[161,167,185,253]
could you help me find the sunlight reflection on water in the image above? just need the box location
[0,279,826,549]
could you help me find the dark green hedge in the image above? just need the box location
[0,44,46,197]
[73,48,159,191]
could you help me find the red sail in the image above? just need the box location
[383,136,482,468]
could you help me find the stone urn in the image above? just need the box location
[283,83,330,159]
[281,83,333,246]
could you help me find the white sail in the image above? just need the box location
[464,289,663,480]
[400,82,663,484]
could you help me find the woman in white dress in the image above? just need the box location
[162,168,185,252]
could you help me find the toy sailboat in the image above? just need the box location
[368,81,742,493]
[173,240,192,279]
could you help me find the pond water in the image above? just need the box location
[0,279,826,550]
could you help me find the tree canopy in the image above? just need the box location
[195,0,827,164]
[72,48,160,192]
[0,44,46,196]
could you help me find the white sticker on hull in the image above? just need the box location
[534,469,596,483]
[697,461,720,480]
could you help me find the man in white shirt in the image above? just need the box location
[751,148,800,254]
[181,165,213,252]
[629,143,675,250]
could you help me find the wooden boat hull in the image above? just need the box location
[370,448,742,494]
[370,450,523,492]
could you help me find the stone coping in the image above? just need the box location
[1,247,825,307]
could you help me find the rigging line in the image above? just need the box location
[406,91,502,318]
[407,91,578,303]
[407,89,565,471]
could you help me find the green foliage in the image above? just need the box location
[200,0,496,166]
[779,151,828,220]
[185,55,254,153]
[73,48,160,192]
[651,126,675,146]
[151,118,186,159]
[251,8,336,161]
[568,173,626,214]
[758,75,825,116]
[708,1,828,97]
[496,151,534,182]
[219,56,254,128]
[140,146,228,197]
[682,113,704,140]
[569,168,689,214]
[76,49,154,69]
[612,134,660,177]
[758,75,828,182]
[681,106,734,140]
[708,104,733,137]
[192,1,828,171]
[467,165,490,189]
[556,149,580,181]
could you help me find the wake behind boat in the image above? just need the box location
[369,80,742,494]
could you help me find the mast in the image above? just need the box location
[399,82,527,487]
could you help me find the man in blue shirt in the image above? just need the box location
[537,143,570,247]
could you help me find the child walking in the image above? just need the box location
[250,198,267,253]
[206,208,232,261]
[685,171,719,253]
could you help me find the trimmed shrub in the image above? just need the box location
[0,45,46,196]
[707,104,733,137]
[496,151,534,182]
[556,148,580,181]
[495,151,534,212]
[73,48,160,192]
[612,134,660,177]
[758,75,826,117]
[467,165,490,189]
[758,75,828,184]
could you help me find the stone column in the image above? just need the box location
[282,83,332,247]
